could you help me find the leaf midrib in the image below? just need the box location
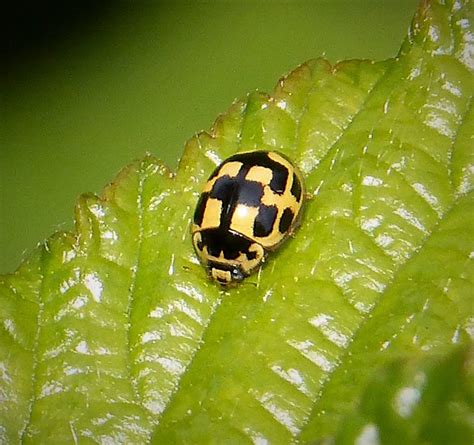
[125,161,147,413]
[19,249,46,443]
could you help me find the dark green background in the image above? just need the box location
[1,0,418,273]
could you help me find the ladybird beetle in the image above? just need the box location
[192,150,305,285]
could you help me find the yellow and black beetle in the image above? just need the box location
[192,150,305,285]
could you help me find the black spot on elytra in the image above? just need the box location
[210,176,239,218]
[235,180,264,207]
[226,151,273,167]
[291,172,302,202]
[225,151,289,194]
[210,174,264,229]
[193,192,209,226]
[253,204,278,237]
[269,165,288,194]
[279,207,294,233]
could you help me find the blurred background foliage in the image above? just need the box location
[1,0,418,273]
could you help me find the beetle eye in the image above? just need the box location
[231,268,244,282]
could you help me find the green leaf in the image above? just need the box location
[1,0,473,443]
[334,346,474,445]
